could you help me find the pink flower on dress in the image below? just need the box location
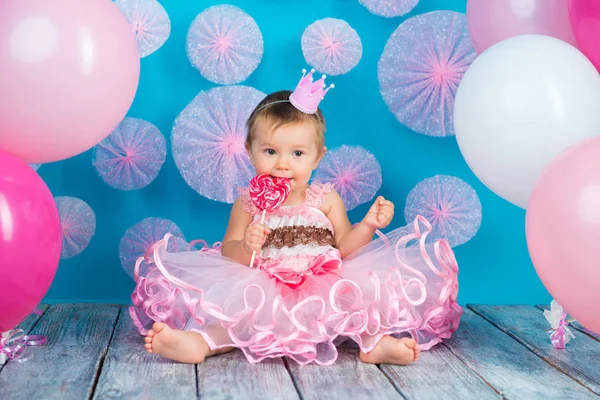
[260,250,342,289]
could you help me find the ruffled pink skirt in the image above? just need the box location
[130,216,462,365]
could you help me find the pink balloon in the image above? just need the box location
[0,0,140,164]
[526,136,600,335]
[0,149,62,332]
[569,0,600,72]
[467,0,578,54]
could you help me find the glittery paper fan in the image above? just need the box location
[378,11,475,137]
[186,4,263,85]
[55,196,96,259]
[115,0,171,58]
[404,175,482,247]
[314,145,382,210]
[172,85,264,203]
[301,18,363,76]
[359,0,419,18]
[93,117,166,191]
[119,217,187,281]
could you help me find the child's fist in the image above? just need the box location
[362,196,394,229]
[243,223,271,253]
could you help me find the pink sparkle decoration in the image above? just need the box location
[93,117,166,191]
[119,217,187,281]
[115,0,171,58]
[301,18,363,76]
[404,175,482,247]
[172,85,263,204]
[359,0,419,17]
[314,145,382,211]
[55,196,96,259]
[186,5,263,85]
[378,11,476,137]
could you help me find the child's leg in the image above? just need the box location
[359,335,421,365]
[145,322,234,364]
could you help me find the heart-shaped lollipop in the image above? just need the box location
[248,174,291,267]
[250,174,291,211]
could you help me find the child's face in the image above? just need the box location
[248,119,325,191]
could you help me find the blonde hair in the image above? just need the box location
[245,90,325,148]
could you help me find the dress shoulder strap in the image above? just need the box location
[237,187,259,216]
[304,180,334,209]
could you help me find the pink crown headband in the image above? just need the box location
[289,68,335,114]
[254,68,335,115]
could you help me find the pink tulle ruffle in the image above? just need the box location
[130,216,461,365]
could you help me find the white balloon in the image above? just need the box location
[454,34,600,208]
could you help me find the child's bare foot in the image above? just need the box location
[144,322,231,364]
[359,336,420,365]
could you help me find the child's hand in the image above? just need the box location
[243,223,271,253]
[362,196,394,229]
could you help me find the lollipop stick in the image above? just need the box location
[249,209,267,268]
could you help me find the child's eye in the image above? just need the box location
[293,151,303,157]
[265,149,276,155]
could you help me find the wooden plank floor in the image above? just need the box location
[1,304,598,400]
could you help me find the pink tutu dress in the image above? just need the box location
[130,181,462,365]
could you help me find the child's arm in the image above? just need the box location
[221,198,270,265]
[325,192,394,259]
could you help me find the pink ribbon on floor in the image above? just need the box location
[0,329,47,362]
[544,300,575,349]
[1,308,48,363]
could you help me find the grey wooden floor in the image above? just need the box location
[0,304,599,399]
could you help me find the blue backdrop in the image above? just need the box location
[41,0,551,305]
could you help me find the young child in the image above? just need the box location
[130,69,461,366]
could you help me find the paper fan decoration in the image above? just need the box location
[378,11,476,137]
[301,18,363,76]
[55,196,96,259]
[314,145,382,210]
[93,117,166,191]
[115,0,171,58]
[172,85,264,203]
[404,175,482,247]
[186,5,263,85]
[359,0,419,18]
[119,217,187,281]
